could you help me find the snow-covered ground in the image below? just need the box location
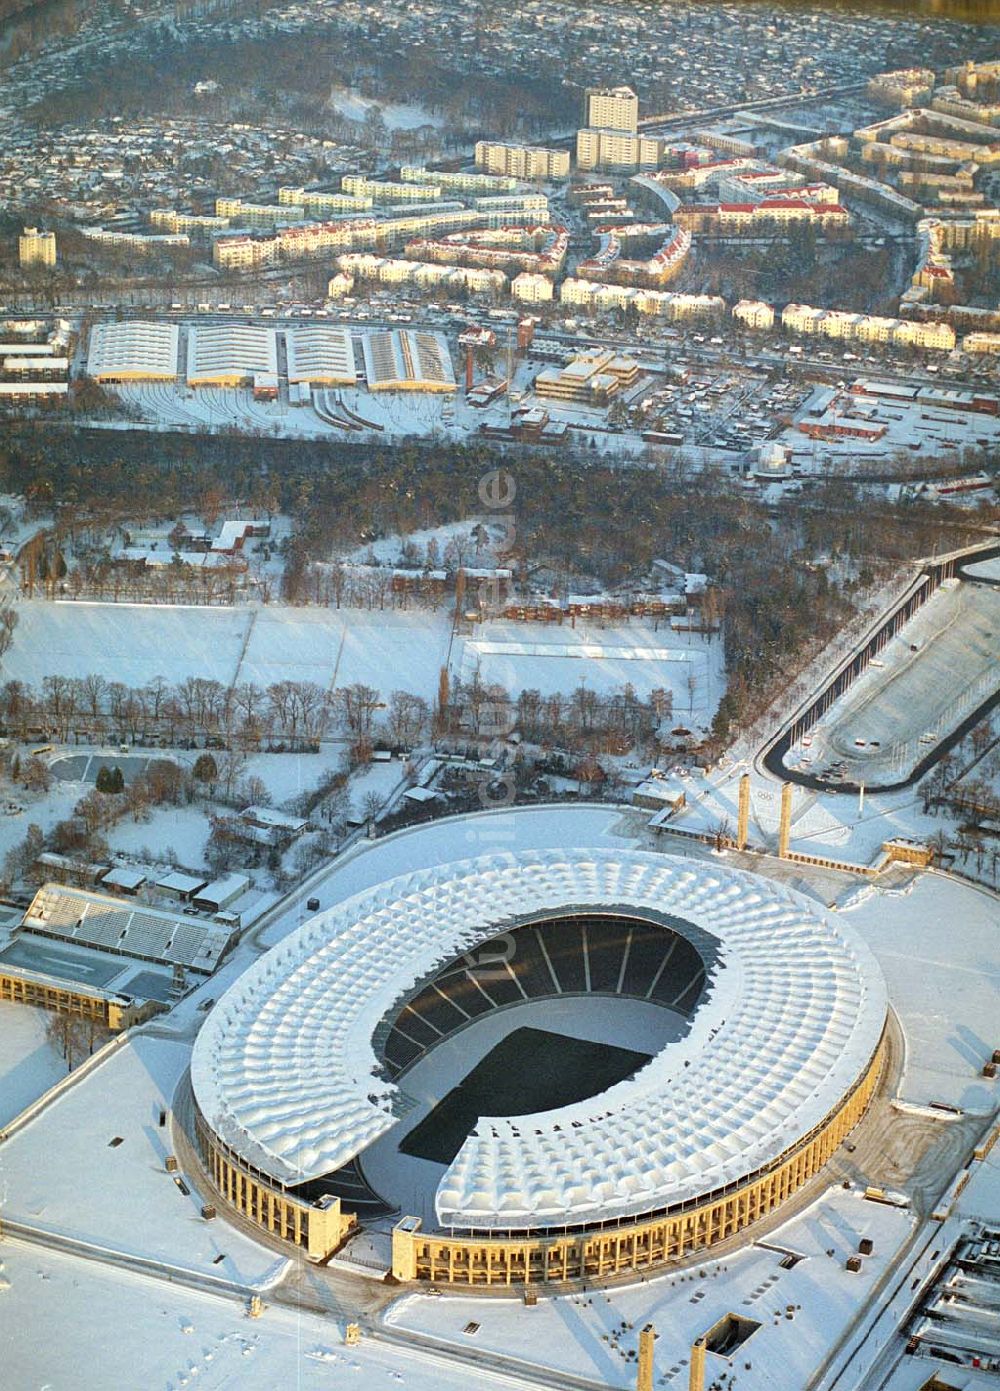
[0,1000,67,1128]
[1,600,723,727]
[778,386,1000,470]
[0,599,452,704]
[106,802,212,871]
[459,620,724,725]
[0,1033,287,1286]
[841,872,1000,1114]
[783,579,1000,786]
[327,85,445,130]
[389,1188,915,1391]
[3,600,250,689]
[0,1242,520,1391]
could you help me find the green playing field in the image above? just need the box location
[399,1026,652,1166]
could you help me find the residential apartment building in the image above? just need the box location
[278,187,373,213]
[963,331,1000,353]
[732,299,775,329]
[474,141,570,181]
[577,129,664,173]
[18,226,56,267]
[150,209,231,234]
[215,198,304,226]
[866,68,935,109]
[341,176,441,203]
[511,272,554,303]
[560,278,724,320]
[781,302,956,350]
[402,165,518,193]
[585,86,638,133]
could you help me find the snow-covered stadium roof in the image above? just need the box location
[191,850,886,1232]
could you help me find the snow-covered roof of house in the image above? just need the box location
[191,849,886,1233]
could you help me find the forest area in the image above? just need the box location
[1,423,994,751]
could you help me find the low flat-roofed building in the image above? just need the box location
[87,320,179,382]
[236,805,309,846]
[193,872,250,913]
[187,323,277,387]
[535,347,640,404]
[156,870,207,901]
[361,328,456,393]
[101,866,147,894]
[286,325,357,385]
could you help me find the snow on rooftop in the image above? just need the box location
[191,849,886,1231]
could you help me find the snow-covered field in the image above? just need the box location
[0,1033,287,1285]
[459,620,724,722]
[4,600,250,689]
[0,1242,518,1391]
[784,580,1000,785]
[841,872,1000,1113]
[106,802,212,871]
[0,1000,66,1127]
[390,1188,915,1391]
[1,600,725,727]
[2,599,453,703]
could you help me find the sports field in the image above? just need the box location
[399,1026,651,1166]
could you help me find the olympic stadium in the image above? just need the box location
[189,848,888,1287]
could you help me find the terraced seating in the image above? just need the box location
[379,914,710,1080]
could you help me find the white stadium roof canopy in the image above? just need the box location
[191,849,886,1232]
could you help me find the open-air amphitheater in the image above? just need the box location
[190,848,888,1287]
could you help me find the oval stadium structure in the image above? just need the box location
[190,848,888,1286]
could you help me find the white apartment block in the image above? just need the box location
[867,68,935,109]
[474,141,571,181]
[732,300,775,329]
[150,210,231,233]
[213,236,280,270]
[577,129,664,173]
[18,226,56,267]
[511,273,554,303]
[781,302,956,350]
[342,176,441,202]
[81,227,189,251]
[278,187,373,213]
[585,86,638,133]
[560,278,723,320]
[215,199,304,226]
[401,165,518,193]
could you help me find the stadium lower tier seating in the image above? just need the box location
[381,914,708,1080]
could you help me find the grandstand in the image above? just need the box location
[87,320,179,382]
[186,324,277,387]
[285,325,357,385]
[21,883,236,974]
[378,913,708,1078]
[361,328,456,392]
